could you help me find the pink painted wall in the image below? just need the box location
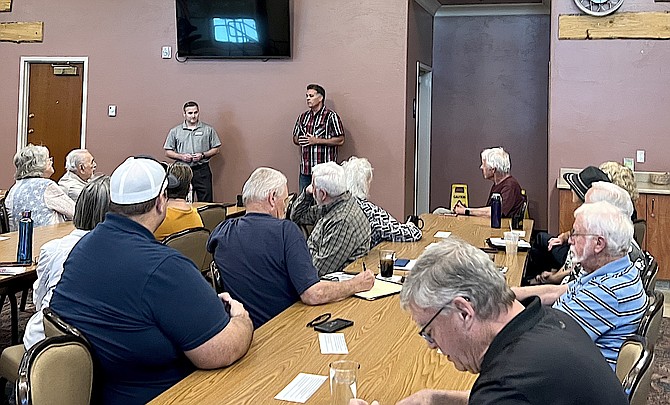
[0,0,411,219]
[548,0,670,232]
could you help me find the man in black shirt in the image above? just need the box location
[352,238,628,405]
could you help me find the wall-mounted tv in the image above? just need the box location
[176,0,291,59]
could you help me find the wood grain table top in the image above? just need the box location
[150,214,533,404]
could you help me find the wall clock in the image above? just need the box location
[574,0,624,16]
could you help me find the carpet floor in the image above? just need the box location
[0,292,669,404]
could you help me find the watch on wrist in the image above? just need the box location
[465,209,470,216]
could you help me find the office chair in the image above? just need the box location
[632,219,646,248]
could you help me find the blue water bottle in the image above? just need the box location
[17,211,33,264]
[490,193,502,229]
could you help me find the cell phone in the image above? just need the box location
[394,258,410,267]
[313,318,354,333]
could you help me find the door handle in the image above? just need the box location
[28,113,35,119]
[27,128,34,134]
[650,198,655,218]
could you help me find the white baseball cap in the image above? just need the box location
[111,157,178,204]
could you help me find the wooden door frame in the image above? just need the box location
[16,56,89,152]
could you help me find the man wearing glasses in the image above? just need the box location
[513,201,647,370]
[354,238,627,405]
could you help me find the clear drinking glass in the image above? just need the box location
[330,360,359,405]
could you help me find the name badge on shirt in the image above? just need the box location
[195,131,203,136]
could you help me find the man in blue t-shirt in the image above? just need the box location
[51,157,253,404]
[207,167,374,328]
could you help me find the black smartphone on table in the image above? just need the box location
[314,318,354,333]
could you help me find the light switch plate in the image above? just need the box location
[161,46,172,59]
[636,150,645,163]
[108,105,117,117]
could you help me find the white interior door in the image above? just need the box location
[415,63,432,214]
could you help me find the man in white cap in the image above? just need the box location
[51,156,253,404]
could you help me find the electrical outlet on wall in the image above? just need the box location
[108,105,117,117]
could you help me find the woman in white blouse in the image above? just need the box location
[23,175,111,350]
[5,144,75,231]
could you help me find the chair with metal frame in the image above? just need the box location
[196,204,228,231]
[641,251,658,295]
[0,196,9,234]
[15,307,95,405]
[162,227,212,273]
[16,334,94,405]
[615,335,654,405]
[632,219,646,248]
[208,261,224,294]
[637,290,664,347]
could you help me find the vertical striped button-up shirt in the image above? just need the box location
[553,255,647,369]
[292,106,344,175]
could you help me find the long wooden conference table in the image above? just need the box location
[150,214,534,404]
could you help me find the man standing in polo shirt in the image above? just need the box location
[292,84,345,192]
[513,201,647,369]
[165,101,221,202]
[51,157,253,404]
[207,167,374,328]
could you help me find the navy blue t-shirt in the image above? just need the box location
[207,212,320,328]
[51,213,229,405]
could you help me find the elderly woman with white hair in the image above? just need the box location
[5,144,75,231]
[342,156,421,248]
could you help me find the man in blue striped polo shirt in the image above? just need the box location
[513,201,647,369]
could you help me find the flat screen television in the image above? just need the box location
[176,0,291,59]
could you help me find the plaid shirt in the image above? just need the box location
[292,106,344,175]
[356,198,422,248]
[291,191,370,276]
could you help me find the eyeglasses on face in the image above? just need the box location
[568,229,600,240]
[418,307,445,345]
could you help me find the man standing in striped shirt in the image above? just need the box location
[292,84,345,192]
[513,201,647,369]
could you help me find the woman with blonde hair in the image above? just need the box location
[5,144,74,231]
[599,161,639,220]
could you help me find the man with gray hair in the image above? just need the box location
[513,201,647,369]
[207,167,374,328]
[452,147,524,218]
[58,149,97,201]
[353,238,627,405]
[291,161,370,276]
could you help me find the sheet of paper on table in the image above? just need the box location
[274,373,328,403]
[489,237,531,249]
[319,333,349,354]
[0,267,28,275]
[321,272,355,282]
[375,274,403,284]
[0,236,9,241]
[434,231,452,239]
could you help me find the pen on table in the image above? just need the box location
[363,262,367,272]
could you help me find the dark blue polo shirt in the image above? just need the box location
[207,213,320,328]
[51,213,229,404]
